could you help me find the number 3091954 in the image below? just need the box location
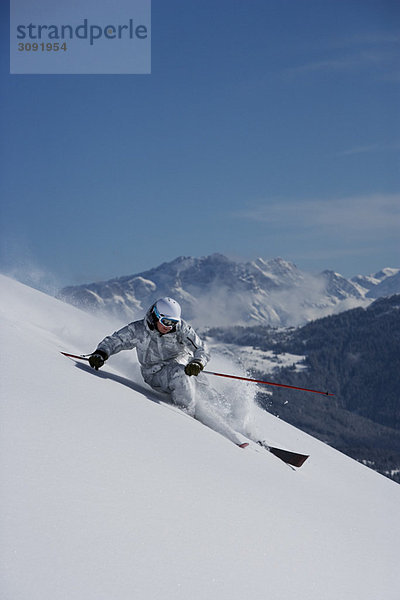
[18,42,67,51]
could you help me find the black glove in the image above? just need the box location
[88,350,108,370]
[184,360,204,377]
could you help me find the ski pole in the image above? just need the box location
[61,352,333,396]
[203,370,334,396]
[60,352,90,361]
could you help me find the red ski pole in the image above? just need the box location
[60,352,90,361]
[203,370,334,396]
[61,352,334,396]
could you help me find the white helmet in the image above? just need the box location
[152,297,181,327]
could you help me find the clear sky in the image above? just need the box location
[1,0,399,290]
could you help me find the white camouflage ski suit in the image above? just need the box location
[96,309,244,444]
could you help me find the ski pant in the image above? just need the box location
[144,361,243,445]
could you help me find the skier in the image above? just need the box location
[89,297,249,447]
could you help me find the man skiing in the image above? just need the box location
[89,297,248,447]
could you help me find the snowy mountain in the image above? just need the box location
[1,274,400,600]
[58,254,400,327]
[365,270,400,298]
[352,267,400,294]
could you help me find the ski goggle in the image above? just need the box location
[153,305,180,328]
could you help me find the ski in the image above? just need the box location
[257,441,309,467]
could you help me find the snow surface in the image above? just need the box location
[208,339,307,374]
[1,274,400,600]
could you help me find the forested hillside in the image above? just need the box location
[206,295,400,481]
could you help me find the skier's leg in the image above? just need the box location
[188,373,245,445]
[146,363,197,414]
[148,364,246,445]
[194,395,244,444]
[167,363,197,415]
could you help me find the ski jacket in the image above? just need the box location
[96,310,210,383]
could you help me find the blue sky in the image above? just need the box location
[1,0,399,289]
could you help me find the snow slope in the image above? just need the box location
[1,274,400,600]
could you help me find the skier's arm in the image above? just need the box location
[181,323,210,369]
[95,321,140,359]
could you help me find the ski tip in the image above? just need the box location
[237,442,250,449]
[269,447,310,468]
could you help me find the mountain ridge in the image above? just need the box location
[59,253,400,327]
